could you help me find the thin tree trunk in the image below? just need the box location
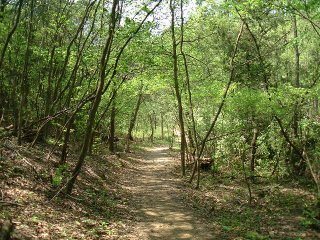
[59,94,95,165]
[109,92,116,153]
[302,150,320,210]
[290,15,305,175]
[170,0,186,176]
[11,75,19,136]
[127,85,143,141]
[149,114,154,143]
[95,76,125,129]
[42,46,56,139]
[250,127,258,181]
[180,0,198,175]
[292,15,300,138]
[189,156,197,184]
[88,131,95,155]
[126,85,143,152]
[65,3,101,156]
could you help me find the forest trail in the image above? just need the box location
[119,147,214,240]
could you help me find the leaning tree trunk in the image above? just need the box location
[125,86,143,152]
[65,0,119,195]
[59,94,95,165]
[127,86,143,141]
[0,0,23,69]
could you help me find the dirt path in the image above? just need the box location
[119,147,214,240]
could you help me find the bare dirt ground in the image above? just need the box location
[118,147,215,240]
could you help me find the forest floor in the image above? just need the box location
[1,139,319,239]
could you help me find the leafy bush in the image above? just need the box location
[301,204,320,230]
[52,164,68,187]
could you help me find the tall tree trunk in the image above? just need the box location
[170,0,186,176]
[42,46,56,139]
[18,0,34,145]
[291,15,305,175]
[71,4,101,156]
[65,0,119,195]
[292,15,300,138]
[180,0,198,173]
